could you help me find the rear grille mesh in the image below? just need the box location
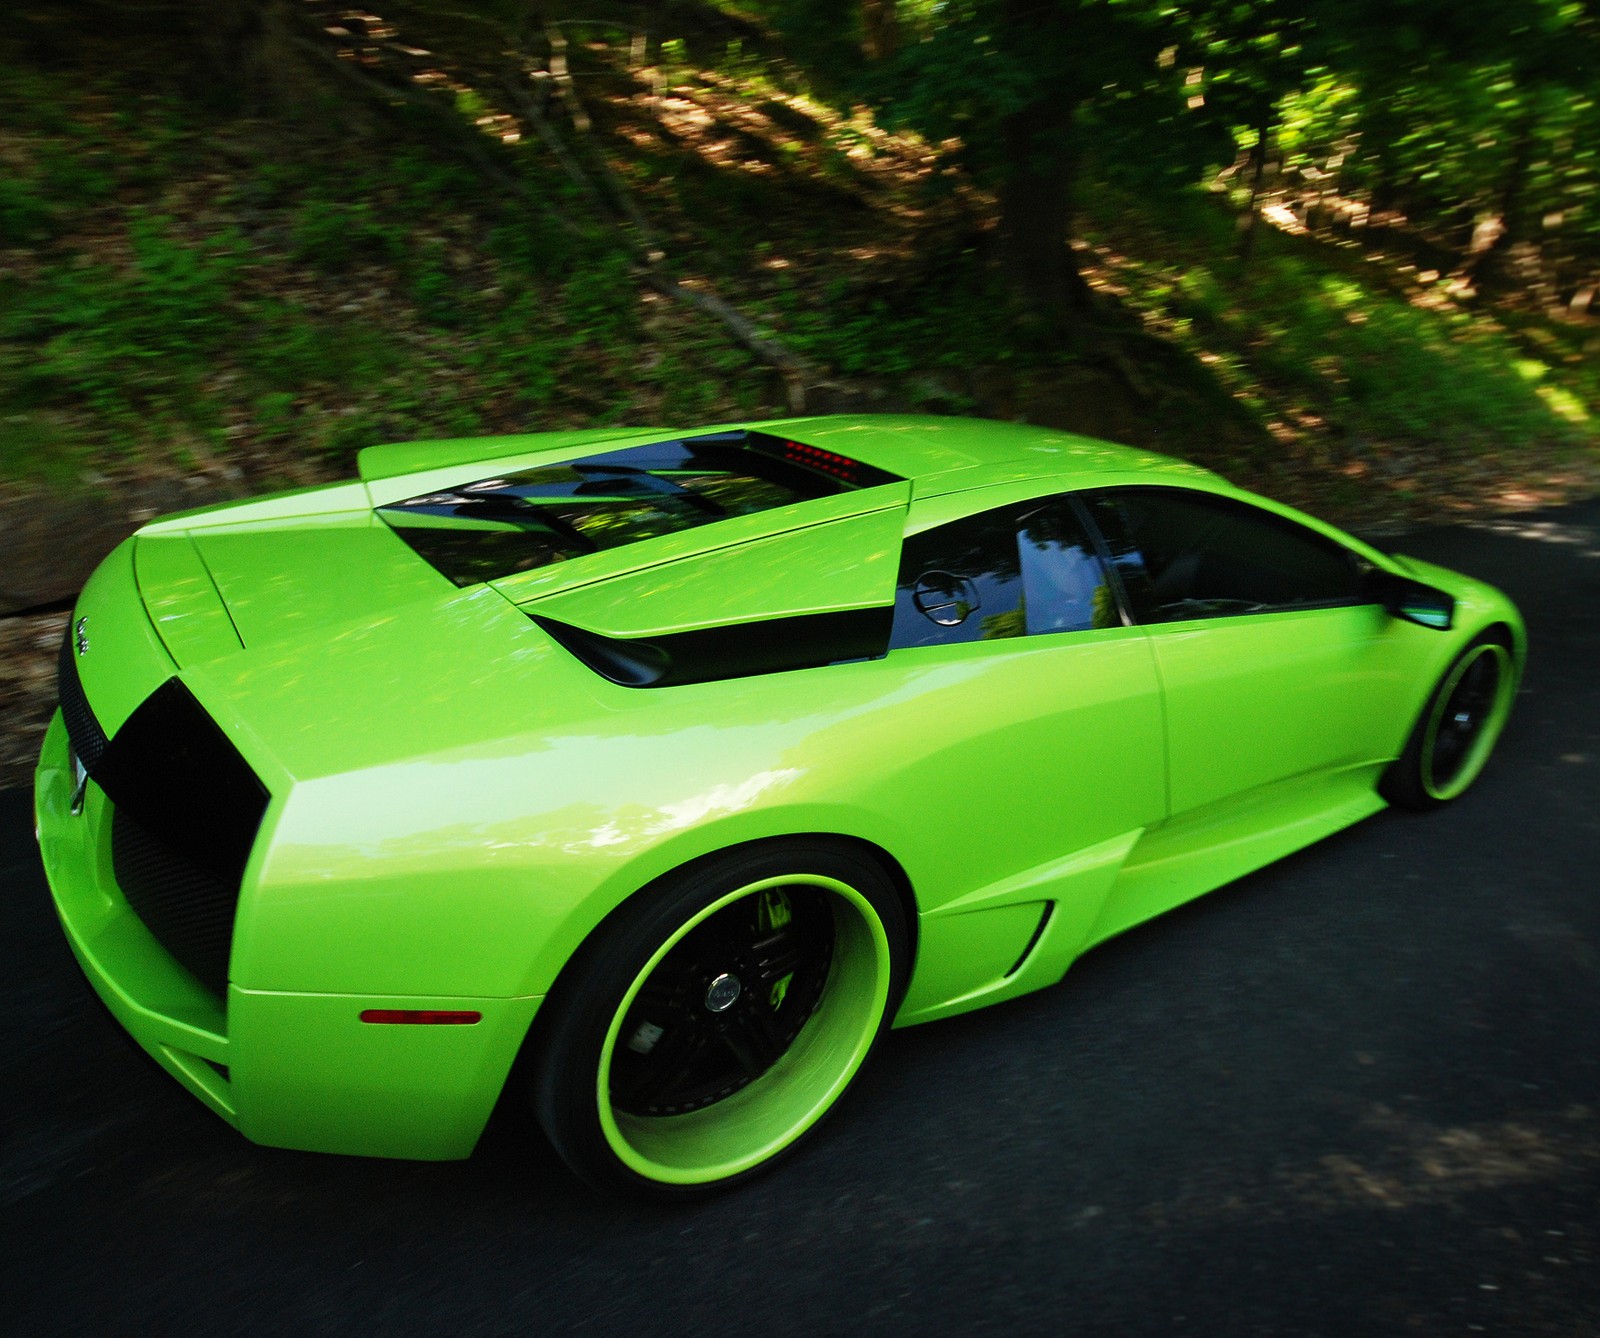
[57,623,267,1001]
[112,807,238,997]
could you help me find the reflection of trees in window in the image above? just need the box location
[1091,583,1118,630]
[981,596,1026,640]
[900,513,1022,586]
[1019,505,1111,635]
[675,473,796,515]
[894,495,1117,647]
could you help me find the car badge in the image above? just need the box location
[74,616,90,657]
[704,973,743,1013]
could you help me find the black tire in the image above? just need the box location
[531,840,909,1199]
[1380,632,1516,811]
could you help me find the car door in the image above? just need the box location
[879,492,1168,1019]
[1083,486,1407,822]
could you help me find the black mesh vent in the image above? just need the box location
[57,624,109,772]
[95,678,268,889]
[112,806,238,997]
[61,647,268,1001]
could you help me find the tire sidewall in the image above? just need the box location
[1382,631,1515,811]
[531,840,908,1198]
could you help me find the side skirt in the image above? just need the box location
[894,762,1387,1027]
[1083,762,1388,951]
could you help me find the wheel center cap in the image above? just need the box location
[704,973,742,1013]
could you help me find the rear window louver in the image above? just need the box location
[378,430,902,588]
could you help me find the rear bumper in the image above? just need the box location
[36,710,541,1160]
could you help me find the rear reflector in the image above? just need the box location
[359,1009,483,1025]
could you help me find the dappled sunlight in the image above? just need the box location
[1280,1103,1600,1212]
[1474,517,1600,558]
[1130,1101,1600,1226]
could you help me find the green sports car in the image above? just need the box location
[35,415,1523,1196]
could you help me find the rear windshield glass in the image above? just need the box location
[378,430,902,587]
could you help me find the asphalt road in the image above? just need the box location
[4,503,1598,1338]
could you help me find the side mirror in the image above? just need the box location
[1371,571,1455,630]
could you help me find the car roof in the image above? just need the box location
[753,414,1224,496]
[353,415,1223,500]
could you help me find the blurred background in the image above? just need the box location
[2,0,1599,785]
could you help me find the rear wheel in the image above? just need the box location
[1381,634,1515,810]
[532,842,907,1198]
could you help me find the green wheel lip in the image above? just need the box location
[1421,642,1514,801]
[595,873,892,1186]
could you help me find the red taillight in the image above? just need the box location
[359,1009,483,1025]
[780,439,867,484]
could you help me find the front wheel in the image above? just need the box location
[531,842,908,1198]
[1381,634,1516,810]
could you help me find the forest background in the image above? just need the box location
[1,0,1598,781]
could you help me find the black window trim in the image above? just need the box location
[1077,484,1379,626]
[1064,493,1139,630]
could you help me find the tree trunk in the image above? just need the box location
[128,0,308,112]
[1237,111,1272,265]
[1464,113,1537,290]
[861,0,898,61]
[995,98,1094,333]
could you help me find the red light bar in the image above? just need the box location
[780,439,865,483]
[359,1009,483,1025]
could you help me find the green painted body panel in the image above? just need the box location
[1149,603,1422,816]
[38,711,538,1159]
[139,480,372,533]
[190,513,451,648]
[230,987,540,1160]
[527,505,905,636]
[357,427,654,482]
[1087,767,1388,949]
[71,538,178,735]
[752,414,1218,492]
[133,532,244,665]
[34,415,1529,1164]
[490,483,911,606]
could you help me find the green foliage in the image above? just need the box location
[0,173,57,246]
[0,214,244,424]
[241,304,406,391]
[560,252,640,344]
[1,0,1594,518]
[410,241,468,327]
[1117,209,1594,463]
[488,214,578,280]
[468,290,561,408]
[291,197,407,271]
[1245,260,1585,453]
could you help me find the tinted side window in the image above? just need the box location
[1017,502,1122,635]
[892,499,1116,649]
[1088,488,1366,623]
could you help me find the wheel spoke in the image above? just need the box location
[719,996,787,1077]
[608,883,839,1117]
[612,1021,712,1108]
[749,924,811,987]
[635,975,694,1015]
[1428,649,1505,791]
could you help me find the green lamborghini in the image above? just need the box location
[35,415,1524,1196]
